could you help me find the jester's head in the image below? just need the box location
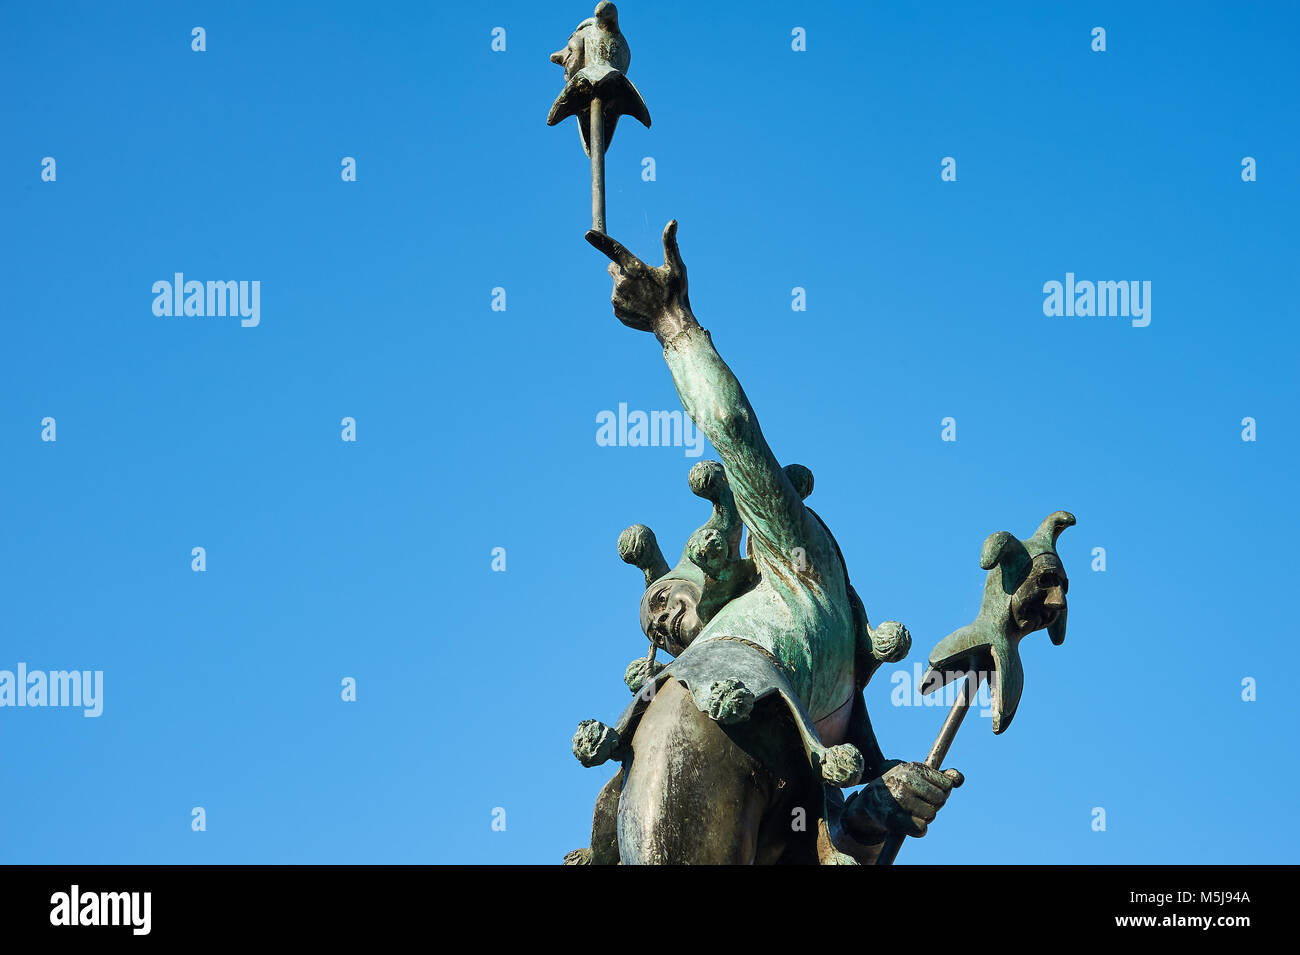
[618,460,766,657]
[644,565,706,656]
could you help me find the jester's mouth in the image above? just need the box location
[669,605,685,648]
[1023,604,1060,632]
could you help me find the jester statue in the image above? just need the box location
[560,221,1075,865]
[552,4,1075,866]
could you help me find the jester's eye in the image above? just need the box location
[1042,572,1069,594]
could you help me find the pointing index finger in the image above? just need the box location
[586,230,640,270]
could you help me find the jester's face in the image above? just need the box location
[640,575,703,656]
[550,31,584,80]
[1010,554,1068,635]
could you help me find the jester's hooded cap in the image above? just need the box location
[547,2,652,156]
[617,461,752,643]
[922,511,1075,735]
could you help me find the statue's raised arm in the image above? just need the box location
[586,223,810,567]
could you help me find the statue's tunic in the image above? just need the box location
[662,325,856,724]
[598,323,887,863]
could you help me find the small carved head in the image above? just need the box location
[981,510,1074,643]
[550,30,584,80]
[1010,552,1069,638]
[550,3,628,82]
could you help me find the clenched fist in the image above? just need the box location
[842,760,965,843]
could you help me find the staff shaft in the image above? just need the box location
[875,670,979,865]
[590,97,606,233]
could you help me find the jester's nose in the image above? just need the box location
[550,49,566,65]
[1044,588,1066,611]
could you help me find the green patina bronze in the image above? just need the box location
[923,511,1075,735]
[551,4,1078,866]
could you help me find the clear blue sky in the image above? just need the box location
[1,0,1296,864]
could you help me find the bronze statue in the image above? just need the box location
[549,4,1076,865]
